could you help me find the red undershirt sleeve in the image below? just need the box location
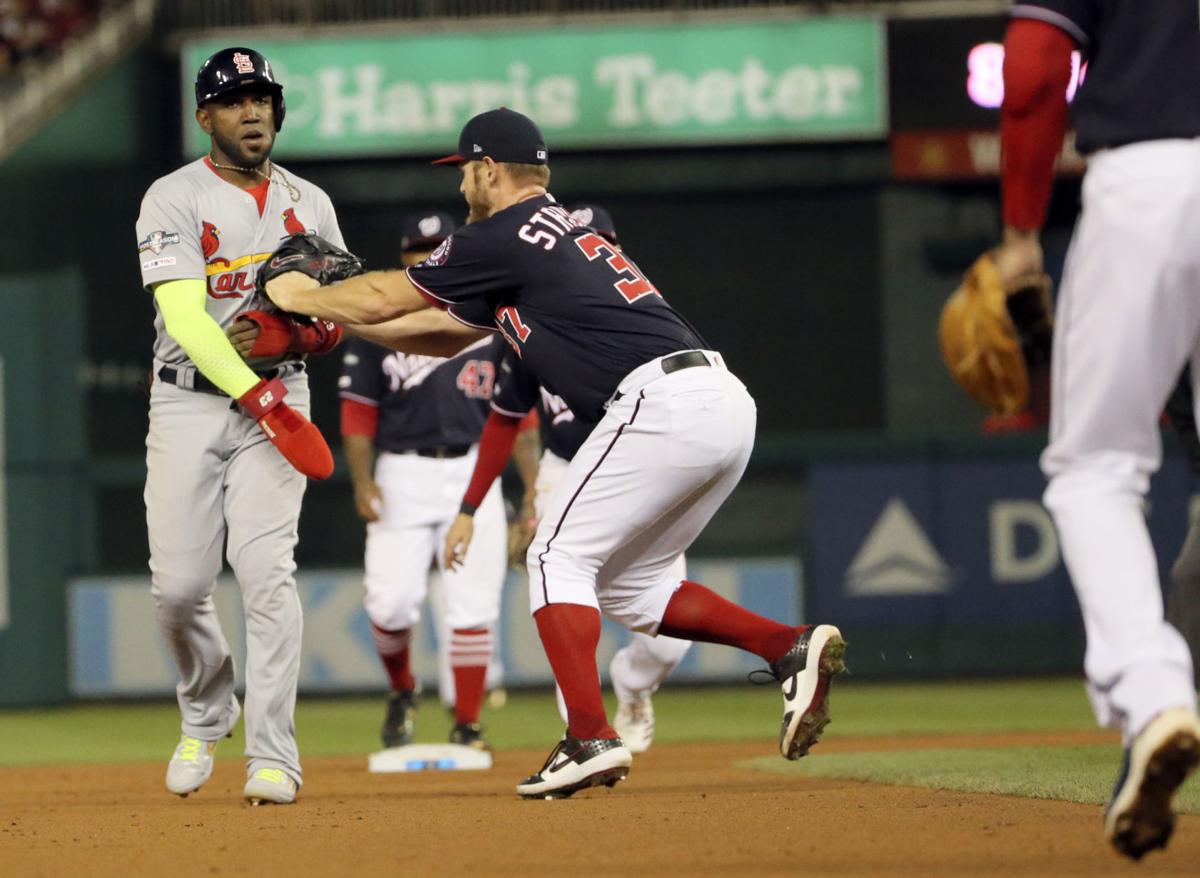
[461,409,524,513]
[1000,18,1077,231]
[340,398,379,440]
[518,409,539,432]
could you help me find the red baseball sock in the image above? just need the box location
[534,603,616,740]
[370,622,415,692]
[450,627,490,725]
[658,581,803,663]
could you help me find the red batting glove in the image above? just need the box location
[237,376,334,480]
[239,310,344,358]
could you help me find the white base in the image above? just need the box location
[368,743,493,773]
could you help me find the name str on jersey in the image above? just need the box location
[407,195,705,422]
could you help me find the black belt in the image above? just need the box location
[407,444,472,459]
[157,362,305,397]
[609,351,711,406]
[660,350,710,374]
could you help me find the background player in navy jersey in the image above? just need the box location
[444,203,692,754]
[263,108,846,800]
[338,211,512,752]
[992,1,1200,858]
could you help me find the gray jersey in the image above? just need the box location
[136,157,344,366]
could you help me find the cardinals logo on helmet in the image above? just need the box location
[201,222,220,259]
[282,208,307,236]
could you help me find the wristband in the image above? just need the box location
[459,500,478,517]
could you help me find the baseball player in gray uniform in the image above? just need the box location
[136,47,345,806]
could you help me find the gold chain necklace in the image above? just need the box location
[208,155,301,203]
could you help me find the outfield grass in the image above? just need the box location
[0,676,1097,766]
[752,745,1200,816]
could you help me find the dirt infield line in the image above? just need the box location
[2,737,1196,877]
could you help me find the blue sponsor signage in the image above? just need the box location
[806,453,1192,674]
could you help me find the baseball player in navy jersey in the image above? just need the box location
[136,47,345,806]
[444,204,691,754]
[338,211,509,751]
[262,107,846,800]
[995,2,1200,857]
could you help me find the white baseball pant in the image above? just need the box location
[1041,139,1200,742]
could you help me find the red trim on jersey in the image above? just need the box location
[404,267,452,309]
[462,409,524,509]
[202,157,273,217]
[1000,18,1075,231]
[519,409,539,432]
[340,398,379,439]
[246,177,271,217]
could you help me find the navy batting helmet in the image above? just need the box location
[194,47,286,131]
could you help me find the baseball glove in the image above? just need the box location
[255,233,365,295]
[938,252,1053,415]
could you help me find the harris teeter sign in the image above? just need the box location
[182,18,884,158]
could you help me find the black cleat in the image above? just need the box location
[381,689,416,749]
[449,721,492,751]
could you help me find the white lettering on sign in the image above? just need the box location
[316,63,580,138]
[596,55,864,128]
[990,500,1060,583]
[967,42,1086,109]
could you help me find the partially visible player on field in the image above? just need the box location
[993,2,1200,859]
[139,47,342,806]
[446,204,691,753]
[338,210,520,751]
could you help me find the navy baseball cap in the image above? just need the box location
[569,204,618,245]
[401,210,457,252]
[432,108,549,166]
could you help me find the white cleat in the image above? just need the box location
[1105,707,1200,860]
[516,736,632,800]
[166,735,219,797]
[769,624,847,760]
[244,767,298,806]
[613,694,655,754]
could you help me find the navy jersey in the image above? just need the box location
[339,335,501,453]
[492,348,595,460]
[1011,1,1200,152]
[406,195,706,422]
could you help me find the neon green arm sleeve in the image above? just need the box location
[153,279,260,399]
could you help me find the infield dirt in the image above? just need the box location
[2,736,1198,876]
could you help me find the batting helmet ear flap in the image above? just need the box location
[195,47,286,132]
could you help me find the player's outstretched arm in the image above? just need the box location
[265,268,429,326]
[346,309,490,357]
